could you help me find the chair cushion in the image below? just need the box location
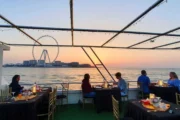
[121,117,134,120]
[57,95,67,99]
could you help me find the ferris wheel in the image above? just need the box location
[32,35,59,66]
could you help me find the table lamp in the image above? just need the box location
[32,86,36,94]
[158,80,163,86]
[149,93,155,99]
[104,82,108,88]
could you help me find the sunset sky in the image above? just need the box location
[1,0,180,68]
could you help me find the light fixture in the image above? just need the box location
[32,85,36,94]
[158,80,164,86]
[149,93,155,99]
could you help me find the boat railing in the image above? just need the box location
[21,81,138,90]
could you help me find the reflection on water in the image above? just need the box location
[3,67,180,90]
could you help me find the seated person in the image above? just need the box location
[81,74,95,98]
[9,75,23,96]
[115,72,127,96]
[167,72,180,88]
[137,70,150,94]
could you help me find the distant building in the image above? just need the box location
[29,60,37,66]
[79,64,91,67]
[54,61,61,66]
[46,63,53,67]
[16,63,23,67]
[23,61,30,66]
[61,62,69,67]
[37,60,45,67]
[69,62,79,67]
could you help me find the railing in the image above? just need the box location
[21,81,138,90]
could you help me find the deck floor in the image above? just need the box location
[54,104,113,120]
[54,103,126,120]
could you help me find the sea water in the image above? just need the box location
[3,67,180,90]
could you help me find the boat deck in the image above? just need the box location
[54,103,126,120]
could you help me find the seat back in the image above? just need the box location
[61,83,69,96]
[0,85,10,102]
[53,87,57,106]
[112,95,119,120]
[48,92,54,114]
[138,82,144,98]
[176,93,180,105]
[138,82,144,92]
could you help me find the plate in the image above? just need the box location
[142,103,170,111]
[14,95,36,101]
[95,86,102,89]
[142,103,155,110]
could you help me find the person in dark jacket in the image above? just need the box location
[9,75,23,96]
[81,74,95,97]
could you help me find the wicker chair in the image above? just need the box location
[0,85,10,102]
[112,95,134,120]
[56,83,69,105]
[37,92,54,120]
[53,87,57,111]
[138,82,148,99]
[176,93,180,105]
[82,91,94,109]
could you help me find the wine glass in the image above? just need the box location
[11,92,15,100]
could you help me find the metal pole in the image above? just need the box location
[1,24,180,37]
[81,47,108,82]
[101,0,165,46]
[7,44,179,50]
[128,27,180,48]
[0,14,42,45]
[153,40,180,49]
[70,0,74,46]
[90,47,115,82]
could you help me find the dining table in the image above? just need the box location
[149,86,178,104]
[125,100,180,120]
[0,87,51,120]
[93,86,121,113]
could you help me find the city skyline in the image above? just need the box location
[4,59,92,68]
[1,0,180,68]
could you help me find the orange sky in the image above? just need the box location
[3,46,180,68]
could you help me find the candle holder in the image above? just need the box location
[158,80,164,87]
[32,86,37,95]
[149,93,155,99]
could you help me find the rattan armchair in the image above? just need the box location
[37,92,54,120]
[112,95,134,120]
[53,87,57,111]
[56,83,69,105]
[82,91,94,109]
[176,93,180,105]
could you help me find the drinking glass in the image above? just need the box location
[24,92,28,101]
[11,92,15,100]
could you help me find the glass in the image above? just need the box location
[149,93,155,99]
[11,92,15,100]
[23,91,28,101]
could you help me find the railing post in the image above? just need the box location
[90,47,115,82]
[81,47,108,82]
